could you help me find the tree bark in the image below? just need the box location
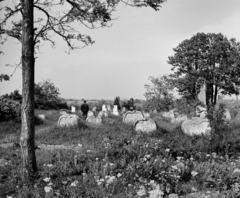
[20,0,37,179]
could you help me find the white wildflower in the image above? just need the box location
[145,154,151,159]
[78,143,82,148]
[44,186,52,193]
[43,177,51,182]
[117,173,122,178]
[165,148,170,152]
[70,180,79,187]
[191,171,198,177]
[137,185,147,197]
[106,176,116,185]
[46,164,53,168]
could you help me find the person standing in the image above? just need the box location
[81,100,89,120]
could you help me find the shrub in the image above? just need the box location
[0,97,21,122]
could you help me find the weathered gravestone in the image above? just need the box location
[181,117,210,136]
[123,111,144,125]
[198,83,206,105]
[87,111,94,117]
[58,114,80,127]
[86,116,102,125]
[102,104,107,112]
[71,106,76,113]
[134,118,157,133]
[112,105,119,116]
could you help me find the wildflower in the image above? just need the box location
[109,163,114,166]
[78,143,82,148]
[48,182,53,186]
[43,177,51,182]
[7,196,13,198]
[106,176,116,185]
[165,148,170,152]
[128,184,132,187]
[70,180,79,187]
[117,173,122,178]
[233,168,240,174]
[212,152,217,158]
[191,171,198,177]
[44,186,52,193]
[206,154,210,157]
[145,154,151,159]
[86,150,91,153]
[176,156,182,161]
[96,158,99,161]
[137,186,147,197]
[190,157,194,161]
[171,165,178,170]
[149,187,164,198]
[150,180,155,184]
[62,181,68,185]
[46,164,53,168]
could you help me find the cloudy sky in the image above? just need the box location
[0,0,240,100]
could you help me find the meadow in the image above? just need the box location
[1,108,240,198]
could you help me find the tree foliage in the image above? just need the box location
[144,75,174,111]
[168,33,240,106]
[35,79,67,110]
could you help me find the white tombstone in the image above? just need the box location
[112,105,119,116]
[71,106,76,113]
[198,83,206,105]
[102,104,107,112]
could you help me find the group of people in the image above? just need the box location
[80,98,136,120]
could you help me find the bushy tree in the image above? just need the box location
[144,75,174,111]
[168,33,240,106]
[35,79,67,109]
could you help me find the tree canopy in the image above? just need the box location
[168,32,240,106]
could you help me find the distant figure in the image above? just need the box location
[128,98,135,111]
[81,100,89,120]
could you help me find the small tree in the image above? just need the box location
[144,75,174,111]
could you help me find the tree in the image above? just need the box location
[0,0,166,179]
[168,33,240,107]
[144,75,174,111]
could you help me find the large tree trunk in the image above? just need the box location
[20,0,37,179]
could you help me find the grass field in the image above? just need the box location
[1,109,240,198]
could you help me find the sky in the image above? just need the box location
[0,0,240,100]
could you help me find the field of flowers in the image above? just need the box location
[1,110,240,198]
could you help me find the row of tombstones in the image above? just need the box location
[58,108,157,133]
